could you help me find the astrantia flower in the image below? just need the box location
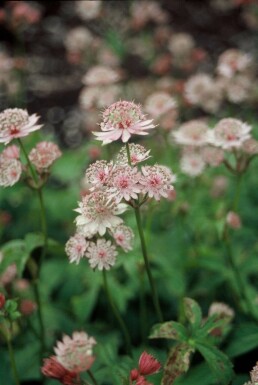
[54,331,96,373]
[0,108,42,144]
[208,302,235,319]
[201,146,224,167]
[180,152,205,177]
[85,160,113,190]
[2,145,20,159]
[76,0,102,20]
[251,363,258,385]
[209,118,251,149]
[130,352,161,385]
[0,155,22,187]
[74,191,123,236]
[29,141,62,172]
[65,234,89,264]
[172,120,209,146]
[108,165,142,203]
[144,92,177,118]
[140,165,176,200]
[41,356,77,385]
[93,101,155,144]
[116,144,151,165]
[226,211,242,230]
[110,224,134,252]
[86,238,117,270]
[217,49,253,79]
[82,65,120,86]
[242,138,258,154]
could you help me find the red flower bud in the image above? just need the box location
[0,293,6,309]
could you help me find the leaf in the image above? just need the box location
[195,314,232,340]
[150,321,188,342]
[226,322,258,358]
[196,341,234,385]
[174,362,214,385]
[0,239,29,277]
[183,298,202,329]
[161,343,194,385]
[71,285,100,322]
[24,233,44,254]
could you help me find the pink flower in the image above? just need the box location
[85,160,113,190]
[172,120,209,147]
[0,293,5,309]
[0,155,22,187]
[180,152,206,177]
[1,145,20,159]
[138,352,161,376]
[19,299,37,316]
[74,191,124,236]
[209,118,251,149]
[226,211,242,229]
[86,239,117,270]
[144,92,177,118]
[76,0,102,20]
[93,101,155,144]
[41,356,77,385]
[29,141,62,172]
[140,165,176,200]
[110,224,134,252]
[201,146,224,167]
[116,144,151,165]
[54,331,96,374]
[82,65,120,86]
[0,108,42,144]
[108,165,142,203]
[65,234,89,264]
[251,362,258,384]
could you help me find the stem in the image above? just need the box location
[38,187,48,266]
[102,270,132,356]
[87,370,99,385]
[18,138,38,184]
[5,324,20,385]
[134,206,164,323]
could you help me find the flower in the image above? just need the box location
[93,101,155,144]
[1,145,20,159]
[144,92,177,118]
[0,155,22,187]
[65,234,89,264]
[140,165,176,200]
[209,118,252,149]
[168,33,195,58]
[54,331,96,373]
[180,152,206,177]
[110,224,134,252]
[82,65,120,86]
[138,352,161,376]
[29,141,62,172]
[251,363,258,384]
[41,356,77,385]
[108,165,142,203]
[0,108,42,144]
[64,27,93,53]
[201,146,224,167]
[86,238,117,270]
[208,302,235,320]
[172,120,209,146]
[85,160,113,190]
[75,0,102,20]
[116,144,151,165]
[217,49,253,79]
[0,293,5,309]
[74,191,123,236]
[242,138,258,154]
[226,211,242,229]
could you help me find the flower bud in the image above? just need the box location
[0,293,6,309]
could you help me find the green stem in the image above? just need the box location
[134,206,164,323]
[38,187,48,265]
[5,325,20,385]
[87,370,99,385]
[18,138,38,184]
[102,270,132,356]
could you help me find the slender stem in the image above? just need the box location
[38,187,48,265]
[5,324,20,385]
[102,270,132,356]
[134,206,164,323]
[87,370,99,385]
[18,138,38,184]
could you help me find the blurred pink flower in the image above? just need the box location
[93,101,155,144]
[144,92,177,118]
[209,118,251,149]
[0,155,22,187]
[0,108,42,144]
[180,152,206,177]
[1,145,20,159]
[41,356,77,385]
[172,120,209,147]
[201,146,224,167]
[226,211,242,229]
[65,234,89,264]
[29,141,62,172]
[82,65,120,86]
[86,239,117,270]
[140,165,176,200]
[19,299,37,316]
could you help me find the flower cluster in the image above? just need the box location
[130,351,161,385]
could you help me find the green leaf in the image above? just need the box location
[196,341,234,385]
[195,314,232,340]
[226,322,258,358]
[24,233,44,254]
[150,321,188,342]
[161,343,194,385]
[174,362,214,385]
[0,240,29,277]
[183,298,202,329]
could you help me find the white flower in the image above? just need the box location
[86,239,117,270]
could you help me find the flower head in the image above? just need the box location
[82,65,120,86]
[2,145,20,159]
[180,152,206,177]
[172,120,209,147]
[54,331,96,373]
[86,238,117,270]
[108,165,142,203]
[201,146,224,167]
[65,234,89,264]
[75,191,123,236]
[209,118,251,149]
[138,352,161,376]
[140,165,176,200]
[93,101,155,144]
[0,155,22,187]
[110,224,134,252]
[208,302,235,320]
[144,92,177,118]
[41,356,77,385]
[29,141,62,172]
[85,160,113,190]
[226,211,242,230]
[0,108,42,144]
[116,144,151,165]
[251,363,258,385]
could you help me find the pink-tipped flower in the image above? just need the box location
[110,224,134,252]
[226,211,242,229]
[108,165,142,203]
[29,141,62,172]
[116,144,151,165]
[65,234,89,264]
[0,108,42,144]
[74,191,124,236]
[144,92,177,118]
[138,352,161,376]
[172,120,209,147]
[41,356,77,385]
[140,165,176,201]
[180,152,206,177]
[85,160,113,190]
[1,145,20,159]
[93,101,155,144]
[54,331,96,374]
[86,238,117,270]
[0,155,22,187]
[209,118,251,150]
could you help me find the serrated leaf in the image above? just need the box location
[150,321,188,342]
[161,343,194,385]
[196,341,234,385]
[226,323,258,358]
[183,298,202,329]
[195,314,232,339]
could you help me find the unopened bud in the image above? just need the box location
[0,293,6,309]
